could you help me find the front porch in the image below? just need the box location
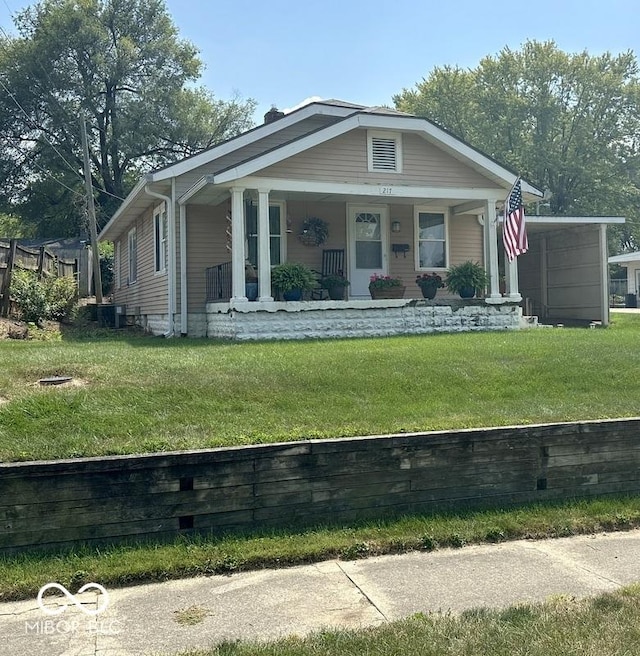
[202,297,522,340]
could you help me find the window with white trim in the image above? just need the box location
[415,209,448,269]
[128,227,137,284]
[114,240,121,289]
[245,201,286,267]
[367,131,402,173]
[153,204,168,273]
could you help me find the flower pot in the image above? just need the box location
[327,285,346,300]
[459,286,476,299]
[418,284,439,300]
[282,289,303,301]
[245,282,258,301]
[369,286,406,300]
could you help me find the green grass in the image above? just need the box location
[2,495,640,603]
[182,584,640,655]
[1,313,640,462]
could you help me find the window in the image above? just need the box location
[415,209,447,269]
[368,131,402,173]
[154,204,168,273]
[245,201,285,267]
[128,227,137,284]
[114,241,121,289]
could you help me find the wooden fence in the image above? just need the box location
[0,239,78,317]
[2,417,640,553]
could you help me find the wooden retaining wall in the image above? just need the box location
[2,418,640,553]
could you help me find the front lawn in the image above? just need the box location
[1,314,640,462]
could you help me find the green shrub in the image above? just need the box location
[10,270,48,324]
[10,269,78,324]
[44,275,78,322]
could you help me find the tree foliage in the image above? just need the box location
[0,0,256,237]
[394,41,640,253]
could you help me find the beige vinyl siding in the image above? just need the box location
[187,204,229,311]
[110,207,168,314]
[518,226,606,321]
[174,116,341,198]
[449,215,484,266]
[386,204,416,293]
[285,201,346,272]
[256,130,502,189]
[530,227,603,321]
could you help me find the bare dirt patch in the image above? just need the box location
[0,317,29,340]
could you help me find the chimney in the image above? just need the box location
[264,106,285,124]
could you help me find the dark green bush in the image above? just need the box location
[10,270,48,324]
[10,269,78,324]
[44,275,78,321]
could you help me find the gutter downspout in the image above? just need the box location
[145,183,175,337]
[179,201,187,335]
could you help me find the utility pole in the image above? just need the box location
[80,117,103,304]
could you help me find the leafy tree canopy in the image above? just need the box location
[394,40,640,254]
[0,0,256,237]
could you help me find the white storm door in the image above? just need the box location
[349,206,388,297]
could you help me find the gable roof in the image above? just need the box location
[100,99,543,241]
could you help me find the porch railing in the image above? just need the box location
[206,262,232,302]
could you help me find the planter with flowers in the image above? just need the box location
[320,273,350,300]
[415,272,444,300]
[368,273,405,300]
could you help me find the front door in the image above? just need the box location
[348,206,389,297]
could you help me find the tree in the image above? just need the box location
[0,0,256,236]
[394,41,640,253]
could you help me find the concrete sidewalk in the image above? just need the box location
[2,529,640,656]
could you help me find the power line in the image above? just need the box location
[0,22,125,203]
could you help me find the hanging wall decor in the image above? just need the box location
[298,217,329,247]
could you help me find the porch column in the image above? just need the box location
[257,188,273,301]
[484,199,501,301]
[505,252,522,302]
[231,187,247,301]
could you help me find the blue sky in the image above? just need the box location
[2,0,639,122]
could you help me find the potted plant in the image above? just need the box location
[245,262,258,301]
[298,217,329,247]
[320,273,350,300]
[368,273,405,300]
[271,262,317,301]
[445,261,488,299]
[415,272,444,300]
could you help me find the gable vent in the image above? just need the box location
[371,137,398,171]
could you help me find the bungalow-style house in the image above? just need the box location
[99,99,622,339]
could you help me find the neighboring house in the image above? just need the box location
[609,251,640,299]
[99,99,623,339]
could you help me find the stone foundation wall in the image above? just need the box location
[205,300,521,341]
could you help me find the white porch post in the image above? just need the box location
[484,199,501,301]
[231,187,247,301]
[257,188,273,301]
[505,253,522,302]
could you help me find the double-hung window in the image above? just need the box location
[128,227,137,284]
[415,209,448,269]
[245,201,286,267]
[154,204,168,274]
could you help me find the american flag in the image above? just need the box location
[502,177,528,261]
